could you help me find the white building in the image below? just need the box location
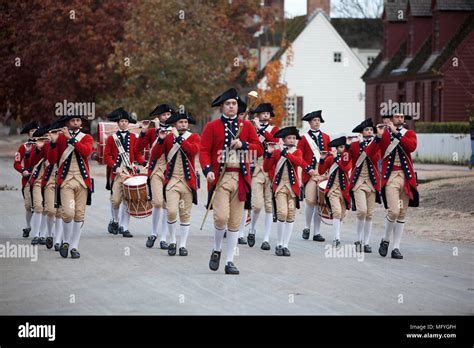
[257,11,380,137]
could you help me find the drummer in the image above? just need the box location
[104,107,146,238]
[136,104,175,250]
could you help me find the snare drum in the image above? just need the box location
[317,179,333,225]
[123,175,152,218]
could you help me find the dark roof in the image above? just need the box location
[363,12,474,80]
[435,0,474,11]
[383,0,408,21]
[332,18,383,49]
[408,0,432,16]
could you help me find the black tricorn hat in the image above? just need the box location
[328,136,347,148]
[48,119,66,132]
[32,124,51,138]
[302,110,324,123]
[274,126,301,140]
[165,111,196,125]
[20,121,40,134]
[252,103,275,117]
[381,111,413,120]
[211,88,240,107]
[237,99,247,115]
[352,118,375,133]
[107,107,137,124]
[149,104,175,117]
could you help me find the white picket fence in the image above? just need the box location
[414,134,472,164]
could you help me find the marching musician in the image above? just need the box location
[13,121,39,238]
[28,127,49,246]
[346,118,381,253]
[318,136,352,249]
[247,103,279,251]
[376,113,418,260]
[150,111,200,256]
[104,107,146,238]
[200,88,263,275]
[236,99,251,244]
[297,110,331,242]
[48,114,94,259]
[31,124,63,250]
[263,126,303,257]
[136,104,175,250]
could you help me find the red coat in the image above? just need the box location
[28,144,48,185]
[347,139,381,192]
[297,130,331,184]
[257,124,280,144]
[47,132,94,190]
[378,128,417,190]
[135,128,159,154]
[13,143,32,188]
[199,117,263,198]
[318,153,352,207]
[104,132,146,181]
[150,132,201,192]
[263,148,303,197]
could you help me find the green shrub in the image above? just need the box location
[415,121,469,134]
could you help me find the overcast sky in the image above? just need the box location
[285,0,382,18]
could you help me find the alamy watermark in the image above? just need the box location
[0,242,38,262]
[324,244,365,262]
[55,99,96,120]
[380,100,420,120]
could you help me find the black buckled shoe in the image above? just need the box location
[364,244,372,253]
[108,221,119,235]
[168,243,177,256]
[45,237,54,249]
[54,243,60,252]
[38,237,46,245]
[179,247,188,256]
[275,245,284,256]
[260,241,271,250]
[22,228,31,238]
[378,239,389,257]
[354,241,362,253]
[146,235,157,248]
[122,230,133,238]
[31,237,40,245]
[70,248,80,259]
[209,250,221,271]
[238,237,247,245]
[59,242,69,258]
[247,233,256,248]
[313,234,325,242]
[224,262,240,275]
[282,247,291,257]
[160,241,169,250]
[391,248,403,259]
[302,228,310,240]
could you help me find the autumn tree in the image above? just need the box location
[98,0,268,123]
[0,0,131,124]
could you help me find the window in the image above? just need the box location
[283,96,303,128]
[367,56,376,66]
[333,52,342,63]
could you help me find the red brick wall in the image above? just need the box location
[440,30,474,121]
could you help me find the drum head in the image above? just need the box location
[124,175,148,187]
[318,178,328,190]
